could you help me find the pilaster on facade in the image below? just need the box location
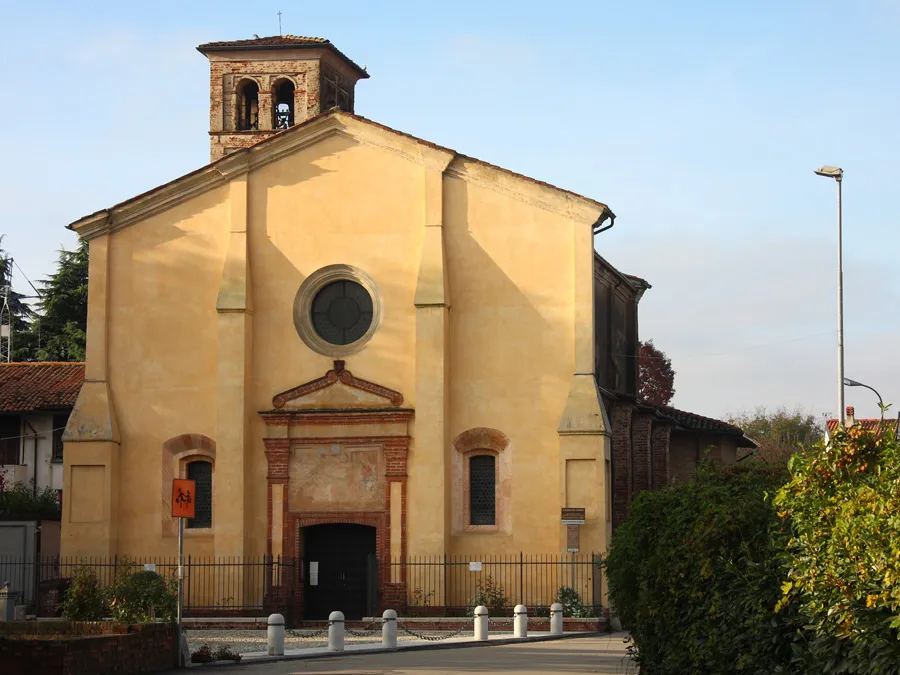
[650,422,672,490]
[61,232,121,557]
[609,401,634,531]
[630,412,653,497]
[215,173,253,559]
[410,146,454,556]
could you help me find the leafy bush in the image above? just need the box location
[555,586,591,618]
[108,570,177,623]
[775,420,900,674]
[191,644,213,663]
[604,460,796,674]
[191,644,241,663]
[60,558,177,623]
[60,566,106,621]
[468,576,508,614]
[0,478,62,518]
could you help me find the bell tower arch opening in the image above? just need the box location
[272,78,296,130]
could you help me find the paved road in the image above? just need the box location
[169,634,635,674]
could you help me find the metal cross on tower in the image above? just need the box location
[277,10,283,35]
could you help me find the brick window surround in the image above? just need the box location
[451,427,511,535]
[161,434,216,538]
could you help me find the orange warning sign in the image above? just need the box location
[172,479,196,518]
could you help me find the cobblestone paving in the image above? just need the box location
[185,628,475,655]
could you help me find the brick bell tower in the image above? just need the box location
[197,35,369,161]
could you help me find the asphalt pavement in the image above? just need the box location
[168,633,636,674]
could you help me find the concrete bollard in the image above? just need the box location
[267,613,285,656]
[550,602,563,635]
[328,610,345,651]
[514,604,528,638]
[474,604,489,641]
[382,609,398,649]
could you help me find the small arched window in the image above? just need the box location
[273,79,295,130]
[237,80,260,131]
[186,460,213,529]
[469,455,496,526]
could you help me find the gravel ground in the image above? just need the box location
[185,628,476,656]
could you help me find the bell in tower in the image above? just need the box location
[197,35,369,162]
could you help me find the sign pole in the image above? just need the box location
[171,477,194,669]
[177,516,184,666]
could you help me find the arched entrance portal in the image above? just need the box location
[303,523,377,620]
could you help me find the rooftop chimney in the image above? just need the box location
[845,406,855,427]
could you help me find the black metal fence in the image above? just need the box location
[0,552,603,620]
[389,553,603,617]
[0,555,296,619]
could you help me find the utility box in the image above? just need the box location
[0,581,20,621]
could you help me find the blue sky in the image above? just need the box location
[1,0,897,422]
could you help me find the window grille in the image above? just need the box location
[469,455,496,525]
[187,460,213,529]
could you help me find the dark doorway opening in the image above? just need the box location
[303,523,377,620]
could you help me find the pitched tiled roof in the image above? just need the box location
[645,404,756,447]
[0,363,85,413]
[825,417,899,438]
[196,35,369,78]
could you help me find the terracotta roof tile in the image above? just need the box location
[655,404,746,436]
[198,35,330,49]
[825,417,899,437]
[196,35,368,77]
[0,363,85,413]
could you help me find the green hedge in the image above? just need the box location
[604,461,796,674]
[775,424,900,674]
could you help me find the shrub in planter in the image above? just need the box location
[108,570,177,623]
[604,460,796,675]
[468,576,509,614]
[775,419,900,674]
[555,586,590,618]
[60,566,106,621]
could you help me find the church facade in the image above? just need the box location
[60,35,752,617]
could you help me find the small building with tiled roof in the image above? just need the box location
[825,406,899,440]
[0,362,84,500]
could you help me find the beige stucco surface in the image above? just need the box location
[61,113,612,578]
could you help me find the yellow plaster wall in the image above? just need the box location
[105,186,229,557]
[443,171,576,554]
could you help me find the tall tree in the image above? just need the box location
[0,236,38,360]
[728,406,823,464]
[32,241,89,362]
[638,339,676,405]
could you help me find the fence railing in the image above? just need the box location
[0,552,603,621]
[0,555,296,619]
[389,553,603,617]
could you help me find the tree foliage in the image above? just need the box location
[638,339,675,405]
[0,236,39,360]
[729,406,823,465]
[774,419,900,674]
[32,240,88,362]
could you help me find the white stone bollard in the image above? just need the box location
[267,613,285,656]
[328,610,345,651]
[514,604,528,638]
[474,605,489,641]
[382,609,398,649]
[550,602,563,635]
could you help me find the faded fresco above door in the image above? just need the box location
[288,444,385,512]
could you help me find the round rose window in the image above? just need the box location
[310,279,374,346]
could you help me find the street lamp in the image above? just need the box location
[815,165,844,425]
[843,377,884,417]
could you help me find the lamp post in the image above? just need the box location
[815,165,844,425]
[843,377,884,418]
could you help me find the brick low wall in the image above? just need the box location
[0,622,178,675]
